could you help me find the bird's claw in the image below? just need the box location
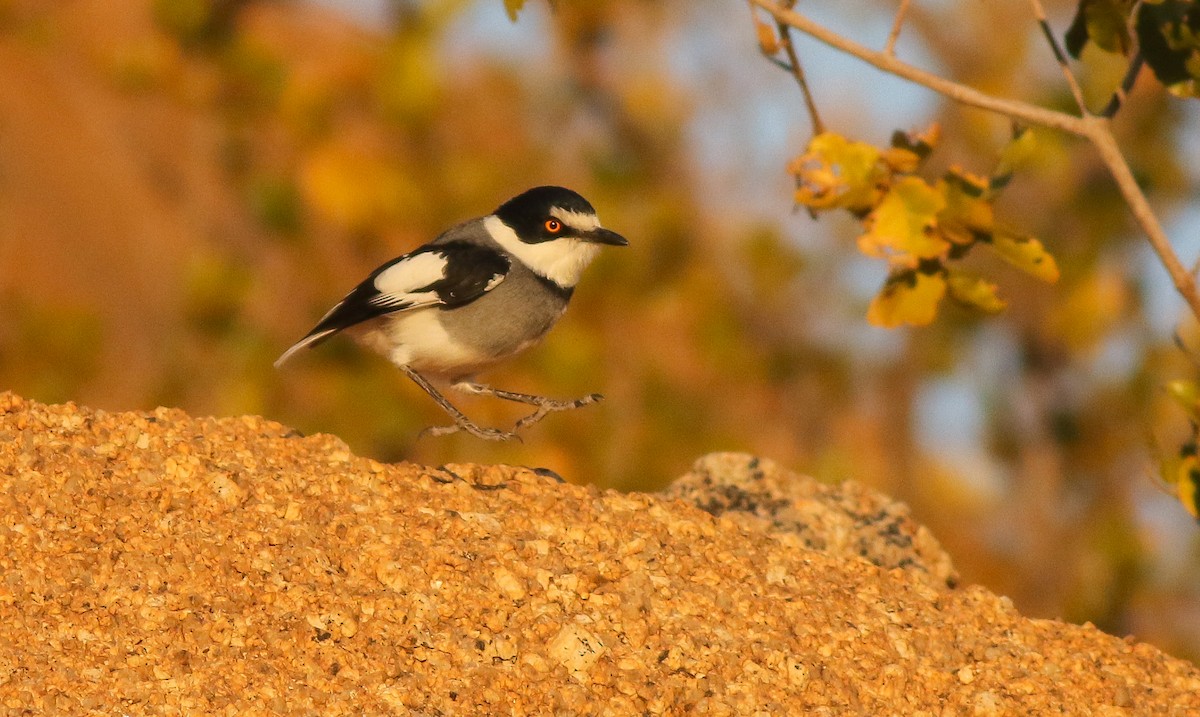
[513,393,603,431]
[419,422,520,442]
[418,393,602,441]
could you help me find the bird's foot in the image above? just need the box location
[513,393,603,431]
[419,420,520,442]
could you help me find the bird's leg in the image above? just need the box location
[452,382,602,431]
[401,367,517,442]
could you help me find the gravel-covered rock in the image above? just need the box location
[2,392,1198,715]
[663,452,959,589]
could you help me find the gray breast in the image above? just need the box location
[436,260,570,362]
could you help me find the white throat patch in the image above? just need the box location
[484,215,600,288]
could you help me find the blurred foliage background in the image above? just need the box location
[1,0,1199,661]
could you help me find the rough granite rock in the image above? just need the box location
[1,392,1199,715]
[663,452,959,589]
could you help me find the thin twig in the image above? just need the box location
[775,20,825,134]
[750,0,1200,323]
[1027,0,1089,115]
[885,0,913,56]
[749,0,1090,136]
[1100,52,1144,118]
[748,1,825,134]
[762,54,793,72]
[1086,116,1200,319]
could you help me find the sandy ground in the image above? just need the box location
[1,391,1198,715]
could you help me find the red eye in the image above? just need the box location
[544,219,562,233]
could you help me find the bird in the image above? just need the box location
[274,185,628,441]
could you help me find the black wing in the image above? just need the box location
[275,241,509,366]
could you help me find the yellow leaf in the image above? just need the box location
[867,271,947,328]
[859,176,948,259]
[1154,430,1200,522]
[938,171,994,245]
[989,230,1059,283]
[885,124,940,170]
[1180,465,1200,520]
[880,147,921,173]
[504,0,526,22]
[1165,453,1200,520]
[907,124,941,149]
[754,16,781,55]
[947,167,989,192]
[1166,380,1200,424]
[1165,78,1200,100]
[993,126,1037,186]
[790,133,884,213]
[947,273,1007,313]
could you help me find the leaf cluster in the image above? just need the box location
[789,126,1058,328]
[1067,0,1200,98]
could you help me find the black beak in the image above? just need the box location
[586,227,629,246]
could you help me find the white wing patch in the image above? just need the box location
[369,251,449,309]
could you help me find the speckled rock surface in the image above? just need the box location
[2,392,1199,715]
[663,452,959,589]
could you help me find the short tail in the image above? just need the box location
[273,328,337,368]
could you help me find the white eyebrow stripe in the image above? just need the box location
[551,207,600,232]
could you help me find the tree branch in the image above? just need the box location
[1027,0,1089,115]
[749,1,825,134]
[749,0,1200,323]
[748,0,1090,137]
[885,0,913,57]
[1085,116,1200,319]
[774,19,825,134]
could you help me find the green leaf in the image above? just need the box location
[989,230,1060,283]
[991,126,1037,191]
[1136,0,1200,98]
[1162,450,1200,520]
[1065,0,1136,58]
[504,0,527,23]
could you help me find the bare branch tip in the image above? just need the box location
[1027,0,1089,115]
[885,0,913,57]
